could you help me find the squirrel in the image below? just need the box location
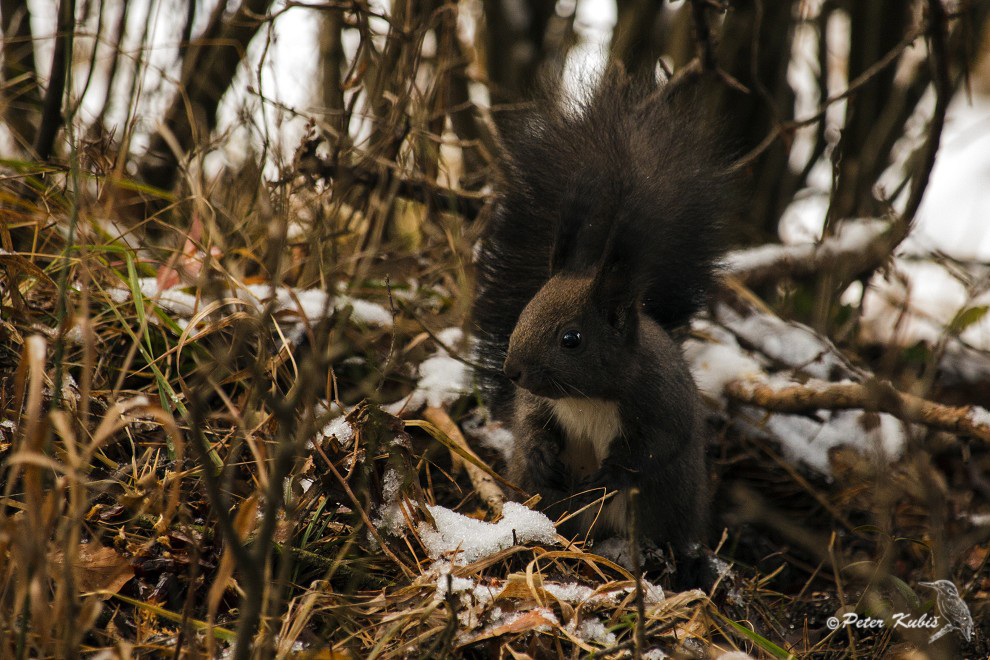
[472,69,732,584]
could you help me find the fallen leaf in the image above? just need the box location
[466,609,558,644]
[50,542,134,599]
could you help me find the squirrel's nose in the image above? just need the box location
[503,356,521,383]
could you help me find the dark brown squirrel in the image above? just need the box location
[472,69,732,584]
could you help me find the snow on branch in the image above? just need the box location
[686,291,988,474]
[725,218,892,287]
[725,378,990,444]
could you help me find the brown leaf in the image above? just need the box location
[49,542,134,599]
[468,609,558,644]
[965,544,988,571]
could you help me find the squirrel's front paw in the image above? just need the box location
[578,462,637,496]
[574,474,611,507]
[529,444,570,492]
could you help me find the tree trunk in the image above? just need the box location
[481,0,557,102]
[137,0,275,190]
[829,0,913,223]
[34,0,77,161]
[0,0,42,149]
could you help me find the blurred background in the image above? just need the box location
[3,0,990,345]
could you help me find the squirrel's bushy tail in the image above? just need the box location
[473,69,733,418]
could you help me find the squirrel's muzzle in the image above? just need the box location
[503,354,556,397]
[502,356,522,383]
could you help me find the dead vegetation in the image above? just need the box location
[2,0,990,658]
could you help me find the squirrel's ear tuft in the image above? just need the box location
[549,213,578,275]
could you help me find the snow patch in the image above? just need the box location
[684,337,764,399]
[417,355,471,408]
[543,582,598,604]
[853,260,990,350]
[748,407,906,474]
[418,502,557,564]
[968,406,990,429]
[643,651,670,660]
[106,279,394,334]
[715,303,858,380]
[320,415,355,446]
[567,616,616,646]
[374,468,412,535]
[435,326,464,351]
[434,573,476,600]
[337,296,393,327]
[386,353,471,414]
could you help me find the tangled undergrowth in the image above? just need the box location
[1,146,989,659]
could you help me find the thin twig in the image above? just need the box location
[377,275,397,391]
[731,23,925,172]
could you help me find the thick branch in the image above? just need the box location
[440,6,494,189]
[725,378,990,443]
[318,7,346,138]
[890,0,951,245]
[482,0,556,102]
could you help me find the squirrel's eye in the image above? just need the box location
[560,330,582,349]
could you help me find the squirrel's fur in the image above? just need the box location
[472,70,731,582]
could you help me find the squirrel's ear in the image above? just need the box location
[609,293,639,338]
[593,261,640,338]
[592,231,642,336]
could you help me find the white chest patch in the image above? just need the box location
[550,397,626,536]
[550,397,622,469]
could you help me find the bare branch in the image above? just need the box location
[725,378,990,444]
